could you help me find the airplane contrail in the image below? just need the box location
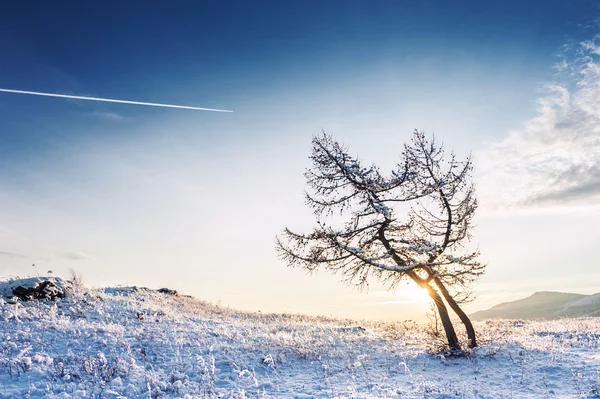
[0,88,233,112]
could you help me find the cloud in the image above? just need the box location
[0,250,28,259]
[89,111,127,122]
[0,247,93,262]
[51,250,94,261]
[479,35,600,210]
[0,226,23,239]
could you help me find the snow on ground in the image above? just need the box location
[1,281,600,398]
[0,277,69,301]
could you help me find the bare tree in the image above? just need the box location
[276,131,484,350]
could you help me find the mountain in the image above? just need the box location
[471,291,600,320]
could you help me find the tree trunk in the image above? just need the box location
[425,284,460,350]
[432,277,477,348]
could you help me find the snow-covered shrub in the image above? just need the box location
[3,279,600,398]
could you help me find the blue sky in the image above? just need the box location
[1,1,599,319]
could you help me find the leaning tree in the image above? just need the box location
[276,130,484,350]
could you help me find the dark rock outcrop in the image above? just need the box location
[1,277,70,302]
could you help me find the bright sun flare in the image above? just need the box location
[395,284,432,304]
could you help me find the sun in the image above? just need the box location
[395,284,432,304]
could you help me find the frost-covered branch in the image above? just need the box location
[276,131,485,348]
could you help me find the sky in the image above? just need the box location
[1,0,599,320]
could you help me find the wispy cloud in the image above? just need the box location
[89,111,127,122]
[51,250,94,261]
[0,250,29,259]
[0,247,93,263]
[0,226,22,238]
[480,34,600,210]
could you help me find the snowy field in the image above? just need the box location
[1,281,600,398]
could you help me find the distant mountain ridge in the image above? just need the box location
[471,291,600,320]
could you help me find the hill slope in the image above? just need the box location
[2,279,600,398]
[471,291,600,320]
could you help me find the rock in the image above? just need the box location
[0,277,70,301]
[336,326,366,334]
[157,288,178,295]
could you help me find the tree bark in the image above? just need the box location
[432,277,477,348]
[424,283,460,350]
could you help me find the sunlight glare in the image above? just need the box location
[395,283,432,304]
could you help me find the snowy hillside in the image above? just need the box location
[557,294,600,318]
[2,279,600,398]
[471,291,600,320]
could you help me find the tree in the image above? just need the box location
[276,130,484,350]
